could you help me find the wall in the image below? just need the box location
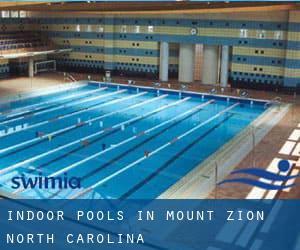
[1,10,299,91]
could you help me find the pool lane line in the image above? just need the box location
[0,83,84,116]
[46,97,191,179]
[69,102,240,199]
[48,109,207,199]
[47,100,213,199]
[5,93,164,174]
[0,84,84,118]
[13,96,190,195]
[47,100,214,183]
[22,95,171,171]
[0,89,127,139]
[0,92,153,157]
[3,92,162,160]
[0,87,108,126]
[0,85,94,119]
[120,114,234,199]
[62,100,215,187]
[1,93,168,178]
[0,87,107,122]
[0,91,150,158]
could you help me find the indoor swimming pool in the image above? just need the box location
[0,82,268,199]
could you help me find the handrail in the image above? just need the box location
[180,84,187,92]
[152,82,161,89]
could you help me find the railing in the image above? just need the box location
[264,96,282,109]
[152,82,161,89]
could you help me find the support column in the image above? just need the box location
[178,43,195,83]
[202,45,219,85]
[29,58,34,78]
[159,41,169,82]
[220,45,230,87]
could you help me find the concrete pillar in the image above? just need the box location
[202,45,219,85]
[220,45,230,87]
[159,41,169,82]
[29,58,34,78]
[194,44,203,81]
[178,43,195,83]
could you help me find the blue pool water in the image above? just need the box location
[0,82,267,199]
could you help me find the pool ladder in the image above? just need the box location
[153,82,161,96]
[264,96,282,109]
[64,72,77,83]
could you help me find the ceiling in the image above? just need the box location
[0,1,298,14]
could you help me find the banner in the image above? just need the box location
[1,199,299,250]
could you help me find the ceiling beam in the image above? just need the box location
[0,2,297,14]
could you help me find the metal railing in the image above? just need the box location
[64,72,77,83]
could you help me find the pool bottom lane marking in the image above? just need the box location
[8,94,168,177]
[0,86,106,123]
[0,92,160,174]
[0,83,84,117]
[47,99,214,179]
[0,91,150,157]
[69,102,239,199]
[46,97,192,177]
[0,89,139,155]
[47,100,214,199]
[120,114,233,199]
[13,96,193,195]
[0,87,108,126]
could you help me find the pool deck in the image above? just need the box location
[0,72,299,199]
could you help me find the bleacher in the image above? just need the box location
[0,31,55,55]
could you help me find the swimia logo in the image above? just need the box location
[11,173,81,190]
[218,160,300,190]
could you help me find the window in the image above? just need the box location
[256,30,266,39]
[134,25,140,33]
[86,25,92,32]
[274,31,283,40]
[19,11,26,18]
[1,11,10,18]
[148,25,154,33]
[97,26,104,33]
[10,11,19,18]
[120,25,127,33]
[240,29,248,38]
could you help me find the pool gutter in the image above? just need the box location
[89,80,271,105]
